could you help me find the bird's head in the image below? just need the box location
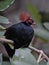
[19,12,36,25]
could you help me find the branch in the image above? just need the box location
[0,38,14,44]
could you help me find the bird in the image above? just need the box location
[3,12,35,61]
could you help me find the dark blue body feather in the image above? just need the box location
[4,22,34,57]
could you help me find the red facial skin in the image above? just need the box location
[19,12,36,25]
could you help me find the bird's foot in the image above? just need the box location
[29,45,49,63]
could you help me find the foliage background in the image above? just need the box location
[0,0,49,65]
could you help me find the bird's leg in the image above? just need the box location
[37,50,43,63]
[29,36,49,63]
[29,45,49,63]
[0,38,14,44]
[29,45,40,53]
[37,56,45,63]
[37,50,49,63]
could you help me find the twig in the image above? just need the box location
[0,38,14,44]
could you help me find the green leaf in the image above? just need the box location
[0,16,10,24]
[34,28,49,41]
[26,2,42,22]
[13,61,35,65]
[0,31,5,37]
[8,44,14,50]
[12,48,39,65]
[39,60,47,65]
[0,25,5,30]
[43,22,49,31]
[0,53,2,65]
[0,0,15,11]
[2,62,11,65]
[47,59,49,65]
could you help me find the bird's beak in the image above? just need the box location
[31,21,36,28]
[30,18,36,25]
[32,22,36,25]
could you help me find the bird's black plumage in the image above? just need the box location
[3,21,34,58]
